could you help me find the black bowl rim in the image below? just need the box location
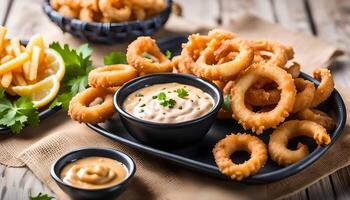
[87,72,347,183]
[42,0,173,27]
[114,73,223,127]
[50,147,136,191]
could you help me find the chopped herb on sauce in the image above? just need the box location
[176,88,189,98]
[135,93,144,97]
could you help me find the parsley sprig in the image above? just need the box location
[223,95,231,111]
[176,88,188,98]
[30,193,54,200]
[0,88,39,133]
[165,50,172,59]
[49,43,94,110]
[153,92,176,108]
[103,52,127,65]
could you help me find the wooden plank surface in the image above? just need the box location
[0,0,11,26]
[174,0,220,26]
[1,0,350,200]
[0,165,55,199]
[220,0,275,25]
[307,1,350,199]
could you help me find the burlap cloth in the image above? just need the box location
[1,13,349,200]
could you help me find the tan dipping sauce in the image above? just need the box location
[60,157,128,190]
[123,82,215,123]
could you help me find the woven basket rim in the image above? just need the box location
[43,0,173,27]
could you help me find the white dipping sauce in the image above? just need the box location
[123,82,214,123]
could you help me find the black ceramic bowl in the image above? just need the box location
[114,73,223,146]
[42,0,172,43]
[51,147,136,200]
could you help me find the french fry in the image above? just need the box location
[0,52,29,76]
[0,54,13,64]
[5,87,17,96]
[1,72,12,88]
[0,27,7,53]
[10,37,21,56]
[29,46,41,81]
[20,45,26,52]
[5,44,13,55]
[14,73,27,86]
[22,61,31,80]
[26,34,45,63]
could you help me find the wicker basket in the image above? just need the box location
[42,0,172,44]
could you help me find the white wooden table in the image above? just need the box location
[1,0,350,199]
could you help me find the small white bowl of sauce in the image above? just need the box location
[51,147,136,200]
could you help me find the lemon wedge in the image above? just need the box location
[11,75,60,108]
[37,48,65,81]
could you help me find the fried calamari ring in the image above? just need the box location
[295,109,336,131]
[311,68,334,107]
[58,5,79,18]
[206,29,236,49]
[285,62,301,78]
[245,62,301,107]
[131,6,146,20]
[68,87,116,124]
[213,133,267,181]
[268,120,331,166]
[127,36,173,74]
[98,0,131,22]
[172,55,192,74]
[194,39,254,80]
[179,34,211,74]
[231,63,296,134]
[88,64,137,88]
[245,87,280,106]
[250,40,294,68]
[292,78,315,113]
[79,8,94,22]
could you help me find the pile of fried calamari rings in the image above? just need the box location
[68,29,336,181]
[173,29,336,180]
[68,36,173,124]
[50,0,166,22]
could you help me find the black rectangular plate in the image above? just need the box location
[87,36,347,184]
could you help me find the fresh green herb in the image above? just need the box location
[142,52,152,59]
[178,106,183,110]
[30,193,54,200]
[154,92,176,108]
[168,99,176,108]
[135,93,144,97]
[158,92,166,101]
[103,51,127,65]
[0,88,5,98]
[140,104,146,107]
[139,109,144,113]
[49,42,94,110]
[0,92,39,134]
[176,88,189,98]
[165,50,172,59]
[223,95,231,111]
